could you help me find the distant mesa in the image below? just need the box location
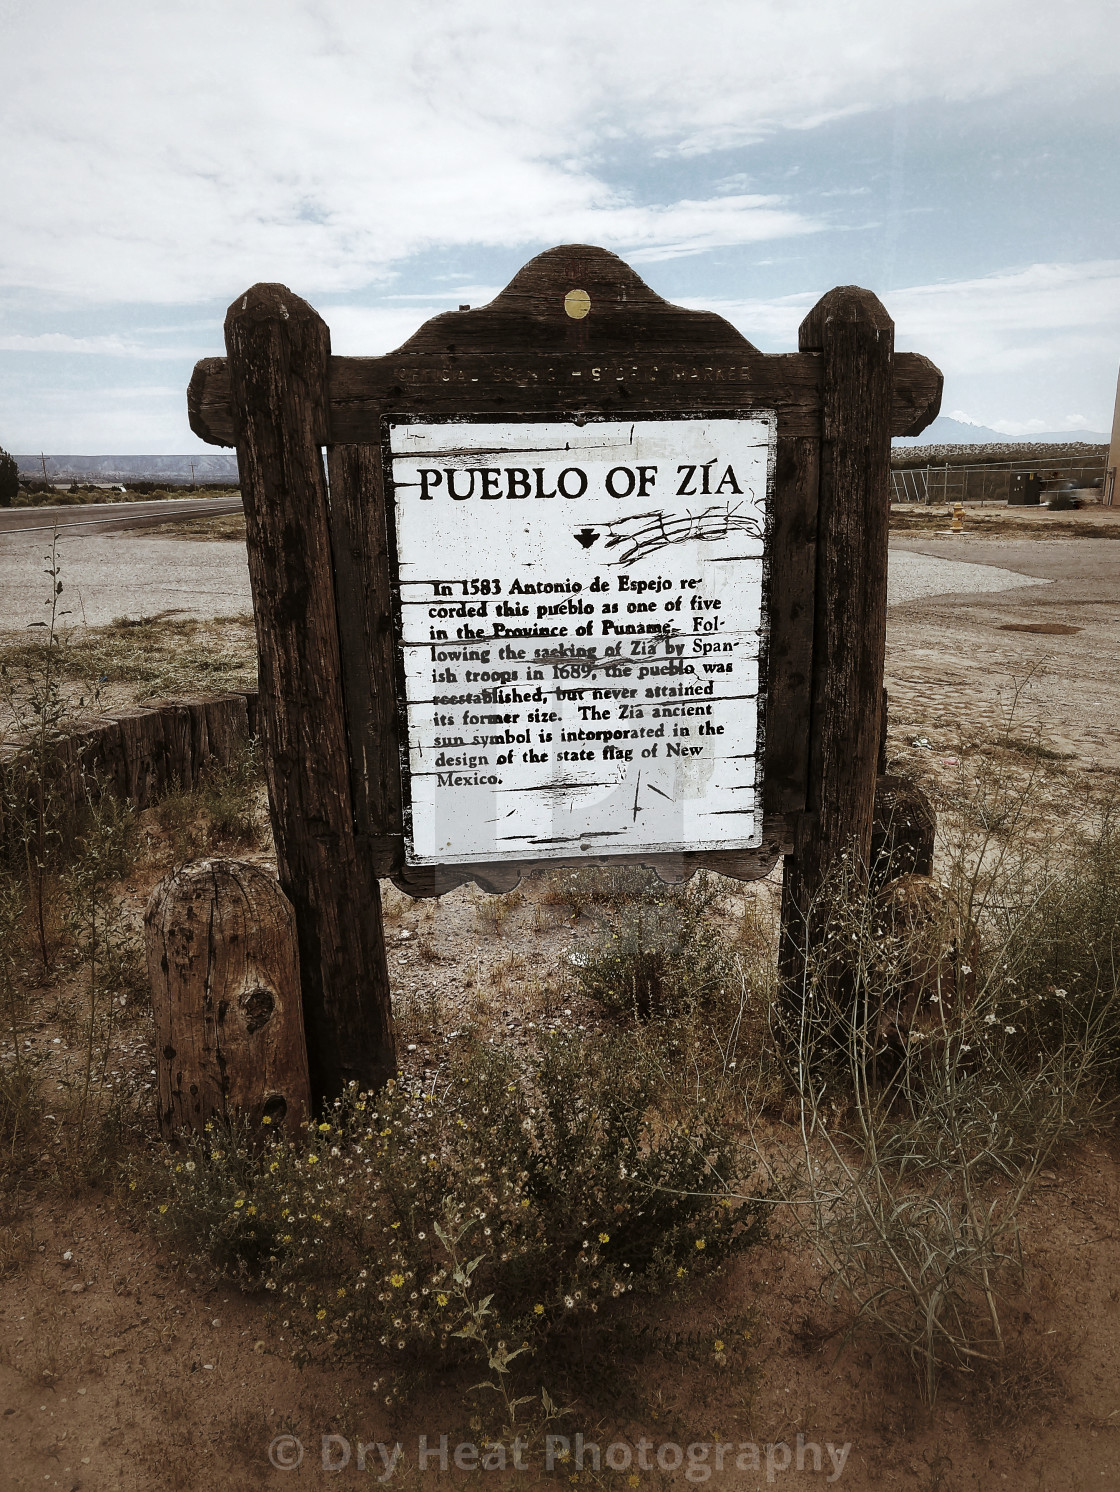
[14,453,240,483]
[16,425,1111,481]
[893,416,1109,449]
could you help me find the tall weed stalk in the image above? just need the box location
[765,767,1119,1404]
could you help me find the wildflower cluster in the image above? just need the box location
[141,1028,766,1365]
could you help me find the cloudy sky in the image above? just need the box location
[1,0,1117,452]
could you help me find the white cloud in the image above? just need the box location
[0,332,186,358]
[0,0,1115,304]
[689,259,1120,429]
[884,261,1120,371]
[0,382,211,452]
[691,260,1120,359]
[326,305,458,357]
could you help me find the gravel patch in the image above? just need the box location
[0,533,252,631]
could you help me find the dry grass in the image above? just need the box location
[0,614,256,734]
[145,512,247,541]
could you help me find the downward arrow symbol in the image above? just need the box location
[575,527,600,548]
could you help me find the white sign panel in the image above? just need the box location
[387,415,773,866]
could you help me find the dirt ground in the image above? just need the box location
[2,521,1120,1491]
[886,531,1120,778]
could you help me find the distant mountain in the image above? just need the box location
[894,417,1109,448]
[14,454,239,483]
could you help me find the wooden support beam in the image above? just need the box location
[780,286,895,993]
[188,348,942,450]
[224,283,395,1103]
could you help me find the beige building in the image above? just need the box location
[1108,365,1120,506]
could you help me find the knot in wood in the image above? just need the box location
[240,985,276,1033]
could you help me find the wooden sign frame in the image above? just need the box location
[187,244,942,1100]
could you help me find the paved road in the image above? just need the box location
[887,544,1049,606]
[0,496,242,538]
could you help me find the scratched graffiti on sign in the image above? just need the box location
[386,415,775,866]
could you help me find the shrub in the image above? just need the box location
[0,447,17,508]
[987,807,1120,1069]
[572,873,731,1018]
[141,1028,767,1373]
[149,743,265,860]
[541,864,720,921]
[768,781,1120,1403]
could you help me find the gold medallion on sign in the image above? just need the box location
[564,289,591,320]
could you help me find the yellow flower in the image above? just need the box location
[714,1339,724,1352]
[676,1266,686,1278]
[337,1288,346,1298]
[316,1309,327,1320]
[269,1162,279,1173]
[695,1238,706,1250]
[307,1155,319,1166]
[436,1293,448,1307]
[598,1232,609,1244]
[128,1181,136,1191]
[247,1205,257,1215]
[534,1304,544,1315]
[390,1273,405,1288]
[318,1123,331,1133]
[157,1203,168,1214]
[234,1199,245,1209]
[261,1115,271,1125]
[628,1478,640,1488]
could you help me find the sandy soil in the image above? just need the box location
[3,859,1118,1491]
[886,536,1120,776]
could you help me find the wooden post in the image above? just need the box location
[780,287,895,996]
[223,283,395,1103]
[146,859,310,1135]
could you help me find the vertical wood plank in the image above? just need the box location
[781,286,894,986]
[762,434,819,818]
[224,283,395,1102]
[325,443,403,874]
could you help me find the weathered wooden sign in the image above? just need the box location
[388,413,773,868]
[187,245,942,1100]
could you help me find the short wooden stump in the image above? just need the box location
[145,859,311,1136]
